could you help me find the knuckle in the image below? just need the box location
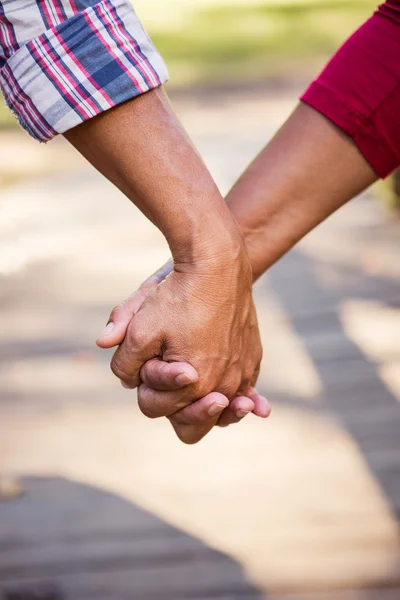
[111,356,132,382]
[244,368,254,384]
[176,426,200,445]
[128,325,149,349]
[168,410,187,427]
[169,418,203,445]
[232,372,243,392]
[219,376,241,399]
[138,396,157,419]
[251,364,261,386]
[238,381,251,396]
[148,360,168,382]
[240,366,254,391]
[170,387,195,408]
[139,363,152,384]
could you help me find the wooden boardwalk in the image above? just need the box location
[0,94,400,599]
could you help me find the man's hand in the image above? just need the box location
[97,260,271,444]
[111,250,260,410]
[65,89,269,443]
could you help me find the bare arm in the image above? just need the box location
[228,103,377,280]
[105,103,377,444]
[65,88,262,426]
[65,87,241,265]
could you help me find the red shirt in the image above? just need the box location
[301,1,400,178]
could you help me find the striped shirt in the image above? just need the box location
[0,0,168,141]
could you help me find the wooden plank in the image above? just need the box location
[5,589,399,600]
[275,591,400,600]
[0,477,260,597]
[0,536,226,580]
[1,97,399,600]
[0,476,173,542]
[0,560,262,598]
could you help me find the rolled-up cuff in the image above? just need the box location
[0,0,169,141]
[301,81,399,179]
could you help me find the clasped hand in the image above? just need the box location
[97,248,270,444]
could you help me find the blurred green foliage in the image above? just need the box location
[0,100,16,130]
[0,0,377,128]
[375,172,400,211]
[152,0,377,86]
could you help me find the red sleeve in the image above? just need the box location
[301,1,400,178]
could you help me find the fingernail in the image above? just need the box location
[236,409,251,419]
[208,402,227,417]
[120,380,131,389]
[98,322,114,338]
[175,372,193,386]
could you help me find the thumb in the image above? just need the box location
[96,285,156,349]
[140,358,199,391]
[96,260,173,349]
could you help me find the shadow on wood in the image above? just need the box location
[0,476,265,600]
[264,245,400,522]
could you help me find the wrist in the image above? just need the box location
[168,203,247,271]
[173,229,253,298]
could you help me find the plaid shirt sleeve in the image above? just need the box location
[0,0,169,141]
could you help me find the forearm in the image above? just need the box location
[64,88,242,266]
[227,0,400,280]
[227,103,377,281]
